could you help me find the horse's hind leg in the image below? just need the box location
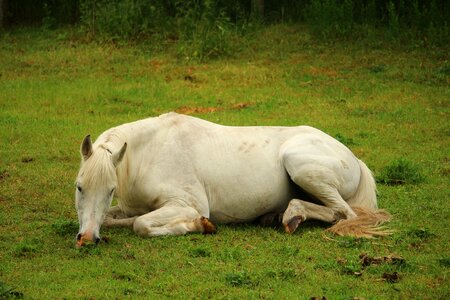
[282,199,339,233]
[281,151,357,233]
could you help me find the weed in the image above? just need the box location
[51,218,78,237]
[278,245,300,257]
[392,227,435,250]
[368,64,387,74]
[225,271,258,287]
[406,228,435,240]
[438,257,450,268]
[0,281,24,299]
[336,237,367,249]
[377,158,425,185]
[112,271,132,282]
[13,240,41,258]
[189,246,211,258]
[75,244,102,256]
[340,261,362,276]
[123,288,137,296]
[349,108,375,117]
[264,269,300,280]
[438,65,450,76]
[314,260,338,271]
[218,247,244,261]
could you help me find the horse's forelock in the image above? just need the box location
[79,147,116,188]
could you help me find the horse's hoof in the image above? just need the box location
[284,216,303,234]
[200,216,217,234]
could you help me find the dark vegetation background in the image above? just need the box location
[1,0,449,57]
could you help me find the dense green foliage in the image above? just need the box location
[5,0,449,49]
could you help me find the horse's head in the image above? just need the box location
[75,135,127,247]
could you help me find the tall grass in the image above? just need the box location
[304,0,449,45]
[77,0,252,61]
[5,1,447,56]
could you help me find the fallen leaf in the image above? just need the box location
[359,253,405,267]
[382,272,401,283]
[232,102,253,110]
[21,157,34,163]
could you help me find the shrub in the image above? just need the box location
[79,0,171,40]
[377,158,425,185]
[176,0,237,61]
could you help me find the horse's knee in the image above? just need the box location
[133,216,149,236]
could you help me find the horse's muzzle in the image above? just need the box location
[76,232,100,248]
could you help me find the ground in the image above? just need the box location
[0,25,449,299]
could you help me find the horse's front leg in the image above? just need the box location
[133,205,216,237]
[103,205,137,228]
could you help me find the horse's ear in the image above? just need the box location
[112,142,127,167]
[81,135,93,160]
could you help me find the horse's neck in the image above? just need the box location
[98,117,161,151]
[103,117,163,200]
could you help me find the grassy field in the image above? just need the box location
[0,25,449,299]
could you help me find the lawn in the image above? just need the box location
[0,25,449,299]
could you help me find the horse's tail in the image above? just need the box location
[347,159,377,210]
[327,159,392,238]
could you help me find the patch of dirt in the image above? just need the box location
[232,102,254,110]
[175,102,254,115]
[308,66,339,77]
[175,106,220,115]
[148,59,163,71]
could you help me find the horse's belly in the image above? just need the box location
[207,172,294,223]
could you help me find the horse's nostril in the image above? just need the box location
[95,237,101,244]
[76,233,82,241]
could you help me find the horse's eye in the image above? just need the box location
[110,188,116,196]
[77,185,82,193]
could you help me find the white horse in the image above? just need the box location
[75,112,390,247]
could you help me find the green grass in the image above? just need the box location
[377,158,425,185]
[0,25,449,299]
